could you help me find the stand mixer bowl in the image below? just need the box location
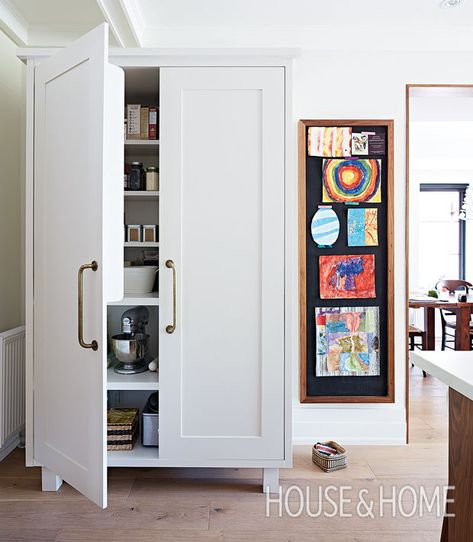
[111,333,149,365]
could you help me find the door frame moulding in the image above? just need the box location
[405,83,473,444]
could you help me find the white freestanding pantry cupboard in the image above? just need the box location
[19,24,295,508]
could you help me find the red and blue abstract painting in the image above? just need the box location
[319,254,376,299]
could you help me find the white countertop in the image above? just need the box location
[411,351,473,401]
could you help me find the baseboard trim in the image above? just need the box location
[0,431,21,462]
[292,417,407,446]
[292,436,406,445]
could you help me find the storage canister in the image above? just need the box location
[146,167,159,191]
[128,162,145,191]
[126,225,142,243]
[143,225,158,243]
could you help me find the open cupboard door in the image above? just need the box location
[33,24,123,508]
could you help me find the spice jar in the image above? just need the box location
[143,225,158,243]
[126,225,142,243]
[128,162,145,191]
[146,167,159,191]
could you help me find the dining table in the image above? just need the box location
[409,297,473,351]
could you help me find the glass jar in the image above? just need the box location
[124,163,130,190]
[146,167,159,191]
[128,162,145,191]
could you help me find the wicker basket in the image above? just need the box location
[312,441,347,472]
[107,408,139,451]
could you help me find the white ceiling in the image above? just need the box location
[2,0,473,48]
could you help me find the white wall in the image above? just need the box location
[291,49,473,445]
[0,30,24,332]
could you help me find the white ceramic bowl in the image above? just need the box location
[124,266,158,294]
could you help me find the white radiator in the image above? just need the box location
[0,326,25,457]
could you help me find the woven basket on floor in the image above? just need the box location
[312,441,347,472]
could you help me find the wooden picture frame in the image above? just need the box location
[299,119,395,403]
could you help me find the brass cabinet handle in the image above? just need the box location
[78,261,99,351]
[165,259,176,334]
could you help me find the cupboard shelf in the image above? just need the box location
[107,365,159,391]
[124,241,159,248]
[108,292,159,306]
[108,441,159,467]
[125,191,159,201]
[125,139,159,146]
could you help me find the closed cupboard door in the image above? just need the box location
[159,67,285,461]
[33,24,123,507]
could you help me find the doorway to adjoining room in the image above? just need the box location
[406,85,473,440]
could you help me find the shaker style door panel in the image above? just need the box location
[159,67,285,461]
[33,23,123,508]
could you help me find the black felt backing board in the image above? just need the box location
[305,125,389,398]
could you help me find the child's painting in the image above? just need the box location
[311,205,340,247]
[308,127,352,157]
[319,254,376,299]
[322,158,382,203]
[315,306,380,377]
[347,208,378,246]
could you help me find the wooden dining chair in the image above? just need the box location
[438,309,473,350]
[409,325,427,377]
[435,279,473,351]
[436,279,472,294]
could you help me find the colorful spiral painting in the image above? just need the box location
[322,159,382,203]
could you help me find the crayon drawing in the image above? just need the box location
[319,254,376,299]
[322,158,382,203]
[308,127,352,157]
[311,206,340,247]
[315,306,380,377]
[347,208,378,246]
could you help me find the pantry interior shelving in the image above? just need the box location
[124,191,159,200]
[108,441,160,467]
[124,241,159,248]
[108,292,159,306]
[106,66,161,468]
[125,139,159,145]
[107,365,159,391]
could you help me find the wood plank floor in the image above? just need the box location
[0,367,448,541]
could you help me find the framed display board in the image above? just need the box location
[298,120,394,403]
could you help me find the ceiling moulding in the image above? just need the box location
[95,0,142,47]
[0,0,28,46]
[138,24,473,52]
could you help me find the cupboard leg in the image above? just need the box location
[263,468,279,494]
[41,467,62,492]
